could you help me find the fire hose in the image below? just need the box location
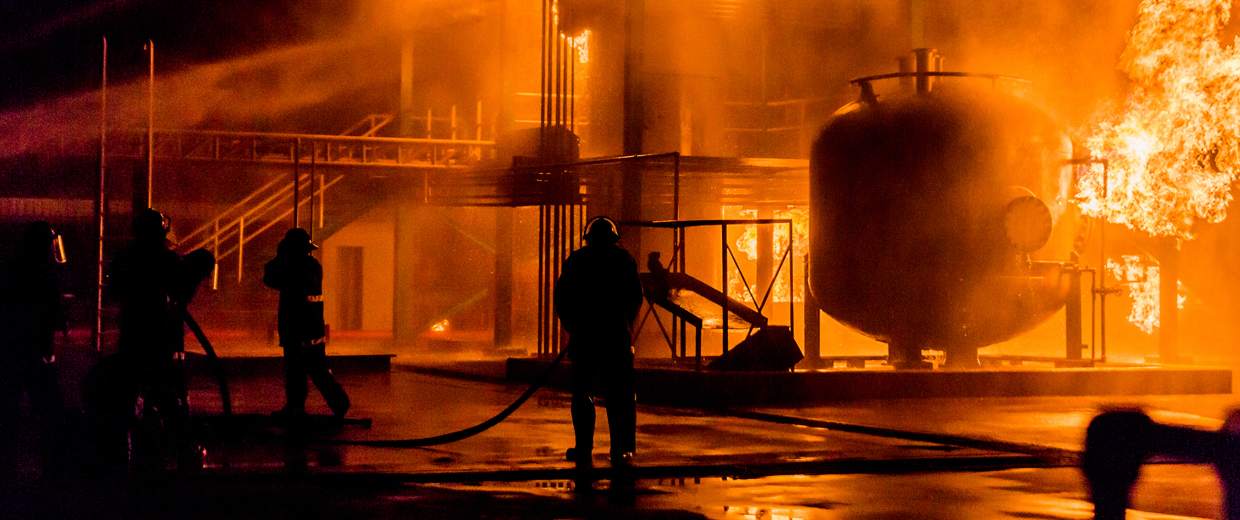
[183,305,571,447]
[329,346,570,448]
[181,306,231,418]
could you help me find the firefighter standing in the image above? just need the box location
[0,221,67,466]
[264,228,349,419]
[554,216,644,472]
[105,208,204,471]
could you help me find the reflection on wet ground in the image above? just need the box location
[2,351,1237,519]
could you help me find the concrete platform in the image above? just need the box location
[504,357,1232,406]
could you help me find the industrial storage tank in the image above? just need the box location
[809,50,1078,368]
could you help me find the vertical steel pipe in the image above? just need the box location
[570,43,576,133]
[96,36,107,352]
[554,33,562,131]
[555,203,565,354]
[538,204,545,356]
[146,40,154,208]
[788,222,794,335]
[722,224,728,351]
[293,138,301,229]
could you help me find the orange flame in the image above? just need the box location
[1079,0,1240,240]
[1107,255,1185,334]
[1081,0,1238,331]
[725,206,807,304]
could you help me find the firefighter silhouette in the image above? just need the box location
[264,228,350,419]
[554,216,643,473]
[103,209,211,472]
[0,221,67,470]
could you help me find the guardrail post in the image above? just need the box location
[237,217,244,282]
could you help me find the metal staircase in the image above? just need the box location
[174,171,345,278]
[168,113,495,280]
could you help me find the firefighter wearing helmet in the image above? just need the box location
[553,216,643,480]
[0,221,68,463]
[103,208,212,471]
[264,228,350,419]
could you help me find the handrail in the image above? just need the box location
[178,174,288,247]
[180,174,310,253]
[154,128,494,146]
[210,175,345,260]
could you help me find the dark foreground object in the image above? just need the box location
[507,358,1232,405]
[1083,410,1240,520]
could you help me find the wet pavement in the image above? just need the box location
[3,341,1239,519]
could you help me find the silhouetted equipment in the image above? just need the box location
[707,326,803,372]
[628,219,795,371]
[810,50,1078,368]
[1084,410,1240,520]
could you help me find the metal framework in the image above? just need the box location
[624,219,795,371]
[98,128,494,168]
[531,153,683,357]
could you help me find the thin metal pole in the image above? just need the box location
[673,152,680,221]
[96,36,107,352]
[789,221,794,335]
[237,217,245,282]
[555,203,565,354]
[309,141,316,240]
[451,105,457,141]
[540,0,547,142]
[554,34,562,130]
[538,204,545,356]
[722,224,728,352]
[570,42,576,133]
[146,40,154,208]
[562,36,568,132]
[293,138,301,228]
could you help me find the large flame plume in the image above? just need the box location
[1080,0,1240,333]
[1080,0,1240,240]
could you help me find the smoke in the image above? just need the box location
[0,0,489,160]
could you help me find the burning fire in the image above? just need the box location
[1080,0,1240,332]
[725,206,807,304]
[1079,0,1240,239]
[1107,255,1185,334]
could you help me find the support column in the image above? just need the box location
[802,255,823,368]
[393,181,421,345]
[1066,262,1083,360]
[1159,237,1184,364]
[756,207,774,309]
[399,35,416,137]
[621,0,645,254]
[494,208,514,349]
